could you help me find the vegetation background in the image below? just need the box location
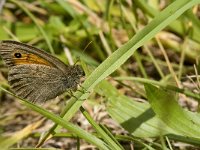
[0,0,200,149]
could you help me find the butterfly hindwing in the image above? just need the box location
[8,64,68,102]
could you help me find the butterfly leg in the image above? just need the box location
[76,83,90,94]
[66,90,79,100]
[68,89,88,101]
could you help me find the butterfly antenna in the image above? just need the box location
[83,41,92,54]
[74,41,92,65]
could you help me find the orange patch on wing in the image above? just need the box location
[13,53,52,66]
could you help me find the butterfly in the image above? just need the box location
[0,40,85,103]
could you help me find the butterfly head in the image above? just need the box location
[62,65,84,89]
[70,65,85,78]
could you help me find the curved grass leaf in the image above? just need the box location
[145,84,200,139]
[96,80,178,138]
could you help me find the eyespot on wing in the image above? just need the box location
[12,50,53,66]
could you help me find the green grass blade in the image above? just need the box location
[80,106,124,150]
[115,77,200,101]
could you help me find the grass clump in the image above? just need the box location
[0,0,200,149]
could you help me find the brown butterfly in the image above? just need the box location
[0,40,85,103]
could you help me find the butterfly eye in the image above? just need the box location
[14,53,22,58]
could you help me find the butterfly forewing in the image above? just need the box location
[0,40,70,73]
